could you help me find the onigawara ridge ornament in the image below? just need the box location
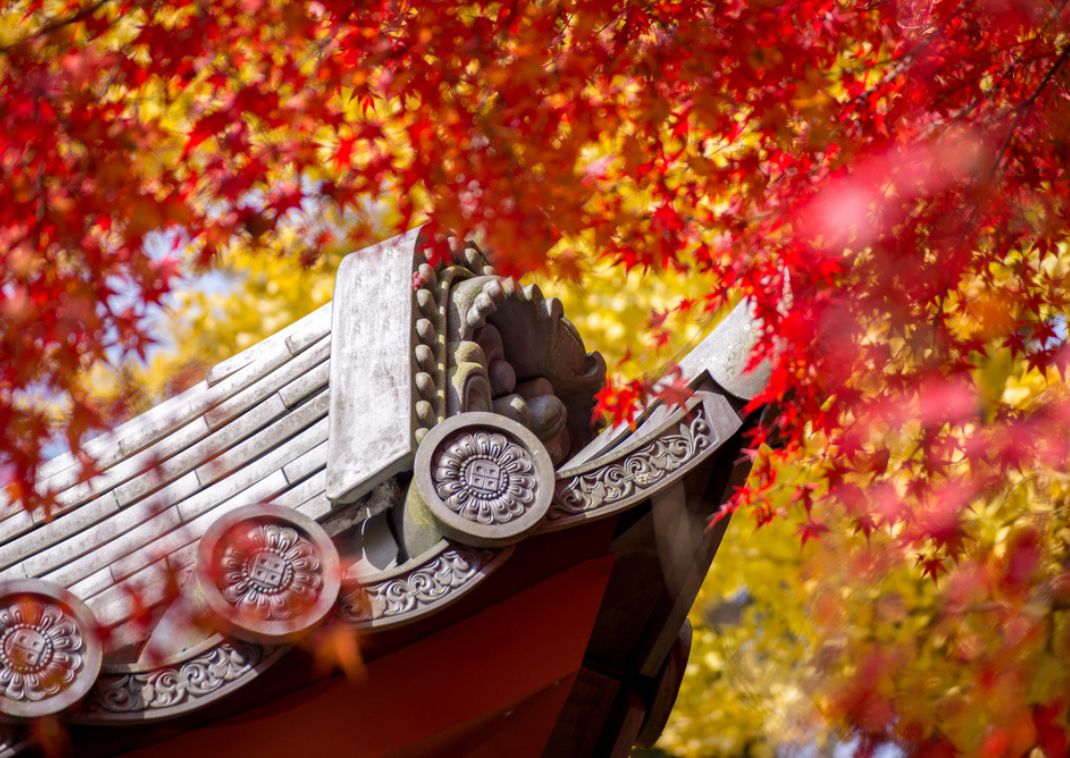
[0,227,769,756]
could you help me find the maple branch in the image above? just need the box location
[848,12,955,110]
[980,0,1070,174]
[1021,44,1070,110]
[0,0,113,54]
[989,43,1070,179]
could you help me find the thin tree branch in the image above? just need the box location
[989,43,1070,179]
[0,0,113,54]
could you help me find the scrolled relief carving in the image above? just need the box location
[0,580,103,719]
[548,408,714,522]
[415,412,555,547]
[337,546,500,626]
[446,275,606,462]
[83,641,276,717]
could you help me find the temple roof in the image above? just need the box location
[0,227,765,746]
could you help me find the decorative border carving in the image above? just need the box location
[336,544,509,629]
[554,413,711,514]
[544,391,743,530]
[77,641,285,722]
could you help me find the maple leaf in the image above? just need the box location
[655,368,694,410]
[183,109,233,158]
[268,183,305,219]
[594,378,646,429]
[916,555,946,583]
[308,620,365,683]
[797,517,829,546]
[334,135,357,169]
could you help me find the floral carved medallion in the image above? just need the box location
[197,505,341,644]
[415,412,554,547]
[218,523,322,621]
[0,603,82,701]
[434,431,537,525]
[0,580,103,718]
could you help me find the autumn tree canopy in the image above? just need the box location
[3,0,1070,754]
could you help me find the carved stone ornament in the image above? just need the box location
[543,390,744,531]
[336,545,506,628]
[553,412,713,517]
[0,579,103,719]
[80,640,283,721]
[415,413,555,547]
[197,504,341,644]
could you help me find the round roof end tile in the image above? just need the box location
[197,504,341,645]
[415,412,555,547]
[0,579,103,720]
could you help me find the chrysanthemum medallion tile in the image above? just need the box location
[415,412,555,547]
[0,579,103,719]
[197,504,341,645]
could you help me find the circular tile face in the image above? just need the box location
[0,579,103,719]
[197,505,340,644]
[415,412,555,547]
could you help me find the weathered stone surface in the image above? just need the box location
[326,228,421,504]
[295,492,331,521]
[0,510,33,546]
[110,470,292,589]
[89,558,176,627]
[19,493,127,576]
[194,393,329,489]
[54,418,210,511]
[62,506,184,590]
[272,470,327,509]
[204,335,330,431]
[677,298,771,399]
[285,302,333,354]
[279,358,329,407]
[281,440,328,485]
[206,300,332,388]
[39,474,198,587]
[113,396,285,506]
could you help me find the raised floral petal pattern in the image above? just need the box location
[215,523,323,622]
[0,601,85,704]
[433,431,538,525]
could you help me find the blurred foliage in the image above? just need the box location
[8,0,1070,752]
